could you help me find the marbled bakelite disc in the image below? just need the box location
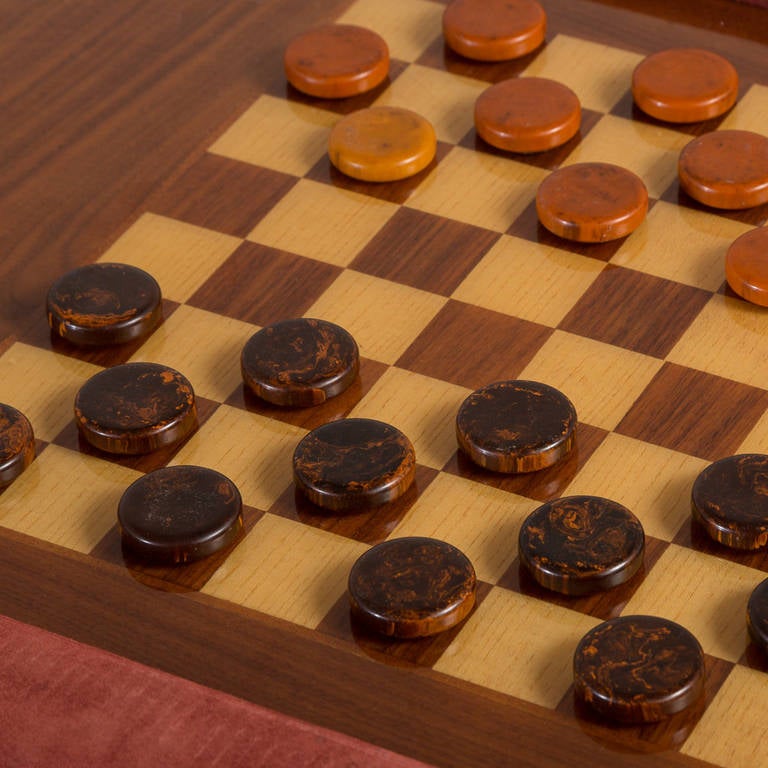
[47,263,162,346]
[293,418,415,511]
[241,318,359,407]
[632,48,738,123]
[518,496,645,595]
[747,578,768,654]
[284,24,390,99]
[0,403,35,488]
[74,362,197,455]
[536,162,648,242]
[118,465,243,564]
[348,537,476,637]
[725,226,768,307]
[678,130,768,209]
[692,454,768,549]
[574,615,705,723]
[456,380,577,473]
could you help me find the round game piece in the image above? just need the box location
[46,263,162,346]
[241,318,359,407]
[0,403,35,488]
[118,465,243,564]
[691,453,768,549]
[678,130,768,209]
[443,0,546,61]
[518,496,645,595]
[573,615,705,723]
[293,418,416,511]
[725,226,768,307]
[747,578,768,654]
[474,77,581,154]
[456,380,577,474]
[536,162,649,242]
[328,106,437,182]
[74,362,198,455]
[632,48,739,123]
[348,537,476,638]
[283,24,389,99]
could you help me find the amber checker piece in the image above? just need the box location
[2,1,768,767]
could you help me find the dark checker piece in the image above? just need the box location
[46,263,162,346]
[747,578,768,655]
[518,495,645,595]
[573,615,705,724]
[74,362,198,455]
[348,536,476,638]
[456,380,577,474]
[118,465,243,564]
[691,453,768,549]
[241,318,359,407]
[293,418,415,511]
[0,403,35,488]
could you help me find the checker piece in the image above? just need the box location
[726,226,768,307]
[692,453,768,549]
[348,537,476,638]
[747,578,768,655]
[456,380,577,474]
[474,77,581,154]
[536,162,648,242]
[47,263,162,346]
[574,615,705,723]
[284,24,389,99]
[293,418,415,511]
[443,0,546,61]
[518,495,645,595]
[241,318,359,407]
[118,465,243,564]
[329,107,436,182]
[0,403,35,488]
[74,362,197,454]
[632,48,738,123]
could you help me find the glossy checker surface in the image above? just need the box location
[725,225,768,307]
[0,404,35,488]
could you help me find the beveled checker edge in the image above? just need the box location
[0,403,36,488]
[747,578,768,654]
[725,226,768,307]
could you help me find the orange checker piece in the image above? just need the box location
[678,129,768,209]
[475,77,581,153]
[726,226,768,307]
[632,48,738,123]
[328,106,437,182]
[536,163,648,243]
[284,24,389,99]
[443,0,546,61]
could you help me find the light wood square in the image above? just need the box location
[209,94,337,176]
[0,444,141,553]
[519,330,663,431]
[612,200,752,291]
[452,235,604,327]
[738,405,768,454]
[373,64,486,144]
[0,342,100,442]
[406,146,548,233]
[391,472,534,583]
[623,544,762,662]
[682,665,768,768]
[434,588,599,707]
[337,0,444,62]
[129,305,256,403]
[521,34,643,112]
[171,405,305,511]
[349,366,471,470]
[562,114,689,198]
[564,433,708,541]
[99,213,242,303]
[247,179,398,268]
[720,83,768,133]
[668,294,768,390]
[203,513,368,629]
[304,270,447,365]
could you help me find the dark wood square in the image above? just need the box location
[558,265,712,358]
[396,300,552,390]
[616,363,768,461]
[187,242,342,326]
[350,208,499,295]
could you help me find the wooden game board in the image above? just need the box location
[2,0,768,766]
